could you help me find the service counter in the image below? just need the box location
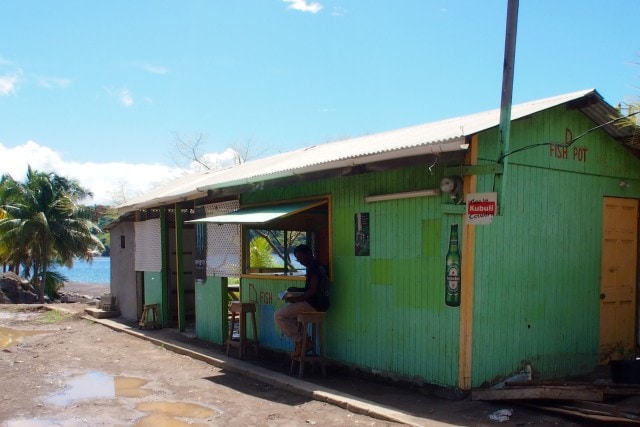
[238,274,306,352]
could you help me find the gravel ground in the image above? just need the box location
[1,304,399,426]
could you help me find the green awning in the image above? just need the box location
[187,200,326,224]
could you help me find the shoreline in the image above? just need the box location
[62,281,110,298]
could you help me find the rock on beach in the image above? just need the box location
[0,272,109,304]
[0,272,38,303]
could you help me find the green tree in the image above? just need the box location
[249,235,278,268]
[0,167,104,302]
[93,206,119,256]
[249,231,306,272]
[614,101,640,149]
[0,208,14,273]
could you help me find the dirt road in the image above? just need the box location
[0,304,401,426]
[2,301,599,427]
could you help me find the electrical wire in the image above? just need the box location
[497,110,639,163]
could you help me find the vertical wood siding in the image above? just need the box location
[242,277,301,353]
[242,165,460,386]
[143,271,163,309]
[195,276,227,344]
[471,106,640,387]
[212,104,640,388]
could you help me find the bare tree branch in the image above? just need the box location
[230,138,271,164]
[171,132,212,171]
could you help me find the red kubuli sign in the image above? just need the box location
[466,192,497,225]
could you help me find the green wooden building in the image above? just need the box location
[110,89,639,390]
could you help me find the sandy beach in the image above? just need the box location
[61,281,110,298]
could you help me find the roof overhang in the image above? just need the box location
[116,89,639,215]
[185,200,326,225]
[194,138,466,193]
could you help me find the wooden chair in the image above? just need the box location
[290,311,326,377]
[139,304,160,329]
[226,301,259,359]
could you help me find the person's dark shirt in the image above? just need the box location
[305,259,330,311]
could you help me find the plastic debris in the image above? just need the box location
[492,364,533,389]
[489,408,513,422]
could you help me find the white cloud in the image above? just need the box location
[128,61,169,75]
[67,161,183,206]
[331,7,347,17]
[141,63,169,75]
[194,148,239,172]
[35,75,72,89]
[102,87,135,107]
[0,140,236,206]
[120,88,134,107]
[283,0,323,14]
[0,141,62,174]
[0,74,19,95]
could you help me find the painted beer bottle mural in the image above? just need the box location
[445,224,461,307]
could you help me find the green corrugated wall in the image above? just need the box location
[143,271,164,326]
[218,103,640,388]
[243,165,460,386]
[195,276,228,344]
[471,105,640,386]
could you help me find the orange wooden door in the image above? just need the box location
[599,197,638,362]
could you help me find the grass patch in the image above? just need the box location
[39,309,72,324]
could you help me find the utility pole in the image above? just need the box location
[496,0,519,212]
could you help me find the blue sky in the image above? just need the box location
[1,0,639,205]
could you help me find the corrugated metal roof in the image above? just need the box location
[116,169,219,210]
[118,88,635,213]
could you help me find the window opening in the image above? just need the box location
[248,229,307,276]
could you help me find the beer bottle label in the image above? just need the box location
[446,265,460,293]
[445,224,461,307]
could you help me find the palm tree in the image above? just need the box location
[0,189,25,274]
[249,235,278,268]
[0,167,104,302]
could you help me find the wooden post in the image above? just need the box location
[175,204,185,332]
[459,135,478,390]
[160,207,169,328]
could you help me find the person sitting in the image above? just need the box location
[274,244,329,357]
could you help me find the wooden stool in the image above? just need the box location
[226,301,259,359]
[290,311,326,377]
[139,304,160,329]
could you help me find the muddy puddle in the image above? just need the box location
[0,325,50,350]
[135,402,218,426]
[6,371,219,426]
[45,371,153,405]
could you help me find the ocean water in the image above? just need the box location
[54,257,110,284]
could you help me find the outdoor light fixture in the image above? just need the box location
[440,177,459,193]
[364,189,440,203]
[440,176,463,201]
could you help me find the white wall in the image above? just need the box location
[110,221,138,321]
